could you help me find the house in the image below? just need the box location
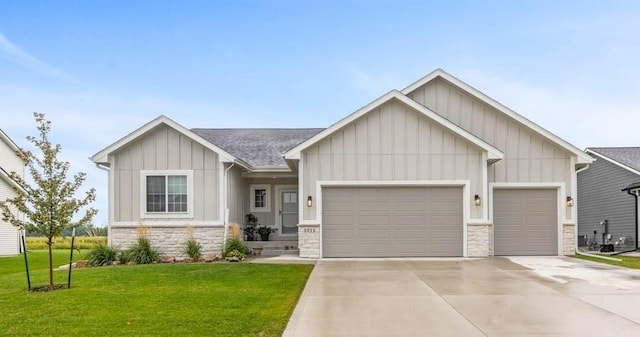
[577,147,640,251]
[0,129,24,256]
[91,69,592,258]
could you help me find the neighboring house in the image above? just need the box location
[91,69,592,258]
[577,147,640,250]
[0,129,24,256]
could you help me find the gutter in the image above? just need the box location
[222,162,236,250]
[625,189,639,250]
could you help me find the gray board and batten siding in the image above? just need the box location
[578,150,638,248]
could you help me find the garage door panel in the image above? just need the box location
[494,189,557,256]
[323,186,462,257]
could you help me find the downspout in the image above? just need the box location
[575,164,590,255]
[625,189,639,250]
[94,163,112,246]
[222,162,236,249]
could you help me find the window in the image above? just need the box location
[141,170,193,218]
[250,184,271,212]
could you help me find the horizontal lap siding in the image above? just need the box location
[577,156,638,246]
[303,100,484,221]
[112,125,219,222]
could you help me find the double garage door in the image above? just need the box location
[322,186,463,258]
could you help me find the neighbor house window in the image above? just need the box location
[250,184,271,212]
[141,170,193,218]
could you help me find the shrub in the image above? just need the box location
[224,224,250,259]
[118,250,132,264]
[183,238,202,262]
[126,224,160,264]
[86,244,118,266]
[127,237,160,264]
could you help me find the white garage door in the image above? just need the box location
[494,189,558,256]
[322,186,463,258]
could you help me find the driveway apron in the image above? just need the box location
[283,257,640,337]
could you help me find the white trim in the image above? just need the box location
[489,182,565,255]
[109,221,224,228]
[284,90,504,162]
[401,69,593,165]
[0,128,20,152]
[0,168,25,193]
[275,185,299,237]
[249,184,271,212]
[585,148,640,177]
[90,115,244,166]
[218,161,225,223]
[108,158,115,225]
[314,180,470,258]
[297,154,305,226]
[139,170,194,219]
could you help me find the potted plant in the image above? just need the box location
[245,213,258,241]
[257,225,272,241]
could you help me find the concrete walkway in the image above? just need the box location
[283,257,640,336]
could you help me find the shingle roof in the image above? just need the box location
[587,147,640,173]
[191,128,324,168]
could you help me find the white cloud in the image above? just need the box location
[0,30,80,84]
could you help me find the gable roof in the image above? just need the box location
[586,147,640,176]
[402,69,593,165]
[0,128,20,152]
[0,167,26,193]
[192,128,324,169]
[285,90,504,161]
[90,115,243,166]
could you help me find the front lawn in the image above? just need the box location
[574,253,640,269]
[0,251,313,336]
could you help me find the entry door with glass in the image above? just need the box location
[280,190,298,235]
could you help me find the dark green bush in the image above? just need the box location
[86,244,119,266]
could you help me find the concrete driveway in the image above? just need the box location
[283,257,640,336]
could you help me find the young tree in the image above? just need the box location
[0,112,97,288]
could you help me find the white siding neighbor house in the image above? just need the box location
[0,129,24,256]
[91,69,592,259]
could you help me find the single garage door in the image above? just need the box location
[322,186,463,258]
[494,189,558,256]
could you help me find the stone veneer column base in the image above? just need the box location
[467,223,492,257]
[298,224,320,258]
[562,223,576,256]
[109,225,225,259]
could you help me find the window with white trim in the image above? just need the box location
[141,170,193,218]
[250,184,271,212]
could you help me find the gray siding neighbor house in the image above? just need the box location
[91,69,592,259]
[578,148,640,251]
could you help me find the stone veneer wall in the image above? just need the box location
[467,224,491,257]
[110,226,225,259]
[298,224,320,258]
[562,223,576,256]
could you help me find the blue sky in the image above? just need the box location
[1,1,639,226]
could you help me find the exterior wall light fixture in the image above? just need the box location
[307,196,313,207]
[566,196,574,207]
[474,194,481,206]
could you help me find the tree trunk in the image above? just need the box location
[47,237,54,287]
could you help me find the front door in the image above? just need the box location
[279,189,298,235]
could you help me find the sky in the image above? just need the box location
[1,0,639,226]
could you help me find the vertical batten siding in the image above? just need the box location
[0,137,23,256]
[578,157,638,246]
[302,100,485,220]
[226,165,246,226]
[112,125,220,222]
[408,78,574,193]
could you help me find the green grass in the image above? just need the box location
[574,253,640,269]
[0,252,314,336]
